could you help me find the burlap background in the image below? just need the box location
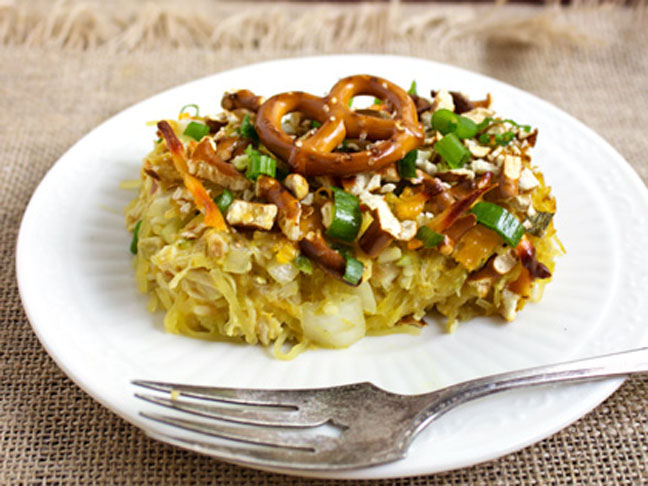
[1,1,647,484]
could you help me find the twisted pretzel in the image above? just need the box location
[255,75,425,177]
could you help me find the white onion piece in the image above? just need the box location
[267,262,299,285]
[354,280,377,314]
[301,296,366,348]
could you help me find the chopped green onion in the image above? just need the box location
[479,132,515,146]
[245,146,277,180]
[408,80,418,95]
[326,187,362,242]
[311,120,322,129]
[343,255,364,285]
[238,114,258,142]
[183,121,210,141]
[471,201,525,247]
[348,97,354,108]
[214,189,234,215]
[432,109,458,134]
[295,255,313,275]
[526,211,554,237]
[455,116,478,139]
[397,150,418,178]
[434,133,471,168]
[476,117,494,132]
[331,243,353,259]
[502,118,531,133]
[373,98,382,105]
[476,117,531,134]
[416,226,444,248]
[179,104,199,117]
[130,220,142,254]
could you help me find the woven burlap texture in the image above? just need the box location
[1,1,647,484]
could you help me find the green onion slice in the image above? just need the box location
[416,226,444,248]
[434,133,471,169]
[245,146,277,180]
[478,132,515,147]
[432,109,477,139]
[476,117,531,134]
[397,150,418,178]
[326,187,362,242]
[183,121,210,141]
[295,255,313,275]
[179,104,199,117]
[311,120,322,129]
[130,220,142,254]
[502,118,531,132]
[455,116,478,139]
[214,189,234,215]
[432,109,458,134]
[343,255,364,285]
[408,80,418,95]
[471,201,525,247]
[238,114,258,142]
[348,97,354,108]
[373,97,382,105]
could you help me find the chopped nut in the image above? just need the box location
[511,194,532,211]
[503,155,522,180]
[320,201,334,229]
[377,164,401,182]
[359,192,417,241]
[518,168,540,192]
[284,173,309,200]
[380,183,397,194]
[226,200,277,230]
[366,174,382,192]
[500,289,520,321]
[493,251,518,275]
[433,89,455,112]
[460,107,494,124]
[205,230,229,259]
[301,193,314,205]
[464,138,491,158]
[471,159,499,175]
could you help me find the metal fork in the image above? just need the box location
[133,347,648,470]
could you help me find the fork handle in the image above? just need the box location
[410,347,648,438]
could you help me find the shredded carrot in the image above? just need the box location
[407,239,423,250]
[395,188,427,220]
[182,174,227,229]
[158,120,227,231]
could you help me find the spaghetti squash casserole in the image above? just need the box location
[125,75,563,358]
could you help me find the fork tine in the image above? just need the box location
[132,380,315,407]
[135,393,327,427]
[141,412,336,451]
[143,430,346,470]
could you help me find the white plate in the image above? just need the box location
[16,55,648,479]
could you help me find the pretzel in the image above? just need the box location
[255,75,425,177]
